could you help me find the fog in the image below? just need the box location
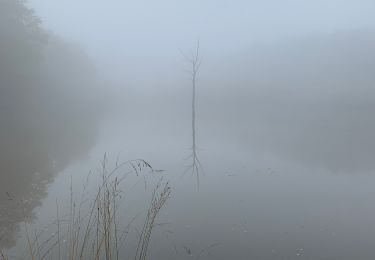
[1,0,375,259]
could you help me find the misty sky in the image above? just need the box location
[29,0,375,76]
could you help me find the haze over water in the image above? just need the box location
[2,0,375,259]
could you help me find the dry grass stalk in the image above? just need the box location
[3,156,170,260]
[135,181,171,260]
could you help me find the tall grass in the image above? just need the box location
[135,181,171,260]
[1,156,171,260]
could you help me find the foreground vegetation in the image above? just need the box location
[0,157,171,260]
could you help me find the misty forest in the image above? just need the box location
[1,0,375,259]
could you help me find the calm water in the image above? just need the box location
[3,111,375,260]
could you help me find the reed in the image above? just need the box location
[2,156,171,260]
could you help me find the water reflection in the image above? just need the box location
[198,30,375,174]
[0,33,102,251]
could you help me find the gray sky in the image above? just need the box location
[29,0,375,74]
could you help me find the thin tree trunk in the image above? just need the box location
[182,41,203,188]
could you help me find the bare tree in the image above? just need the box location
[181,42,203,188]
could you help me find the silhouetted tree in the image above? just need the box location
[181,42,203,188]
[0,0,103,249]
